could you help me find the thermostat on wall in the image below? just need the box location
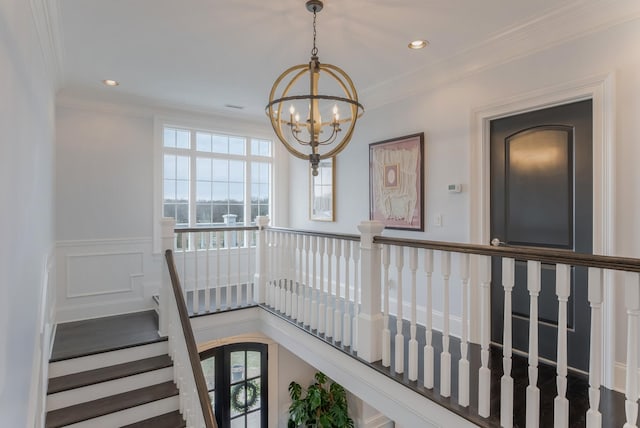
[448,184,461,193]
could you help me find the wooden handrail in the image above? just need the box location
[165,250,218,428]
[175,225,259,233]
[374,236,640,273]
[267,226,361,242]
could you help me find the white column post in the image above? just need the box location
[554,263,571,428]
[501,257,515,428]
[356,220,385,363]
[159,217,176,337]
[587,267,603,428]
[253,216,270,304]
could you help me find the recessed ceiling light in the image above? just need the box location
[408,40,428,50]
[102,79,119,87]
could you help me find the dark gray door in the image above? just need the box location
[490,100,592,372]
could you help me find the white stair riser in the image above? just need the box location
[49,341,168,378]
[62,395,179,428]
[47,367,174,411]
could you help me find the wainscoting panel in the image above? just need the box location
[56,238,161,322]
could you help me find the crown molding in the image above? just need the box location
[362,0,640,112]
[29,0,64,90]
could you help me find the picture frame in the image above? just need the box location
[310,157,335,221]
[369,133,424,231]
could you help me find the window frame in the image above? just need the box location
[154,116,281,253]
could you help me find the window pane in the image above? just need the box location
[212,135,228,154]
[229,160,244,182]
[229,183,244,203]
[230,415,245,428]
[247,379,261,412]
[258,205,269,216]
[176,180,189,201]
[196,181,212,202]
[177,156,190,180]
[209,391,215,409]
[201,357,215,391]
[163,204,176,219]
[260,163,270,183]
[231,352,245,382]
[229,205,244,223]
[196,158,212,181]
[164,155,176,179]
[196,204,212,224]
[176,204,188,224]
[247,351,260,379]
[164,180,176,200]
[230,384,244,418]
[212,182,228,201]
[212,204,227,223]
[163,128,176,148]
[177,129,190,149]
[246,410,260,427]
[229,137,245,155]
[196,132,212,152]
[259,183,269,201]
[212,159,228,181]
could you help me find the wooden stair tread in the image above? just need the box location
[121,410,186,428]
[45,380,179,428]
[48,354,173,394]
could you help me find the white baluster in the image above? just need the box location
[352,243,360,351]
[478,255,492,418]
[395,246,405,374]
[292,234,302,321]
[343,240,352,347]
[501,257,515,428]
[408,247,419,381]
[311,236,319,330]
[272,232,282,311]
[624,272,640,428]
[587,267,603,428]
[304,235,312,327]
[326,237,334,338]
[204,232,211,312]
[181,233,187,300]
[441,251,452,398]
[280,232,287,311]
[554,263,571,428]
[424,249,434,389]
[382,245,391,368]
[334,239,343,343]
[236,230,242,308]
[458,253,470,407]
[193,232,199,314]
[285,233,293,317]
[318,237,326,334]
[246,229,252,305]
[226,229,232,309]
[215,231,222,311]
[526,261,541,428]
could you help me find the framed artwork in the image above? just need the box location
[369,133,424,231]
[310,158,335,221]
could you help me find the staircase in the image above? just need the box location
[45,338,185,428]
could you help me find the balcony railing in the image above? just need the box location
[159,216,640,428]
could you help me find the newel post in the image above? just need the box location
[159,217,176,337]
[357,220,385,363]
[254,216,270,304]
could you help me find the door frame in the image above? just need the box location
[469,73,616,388]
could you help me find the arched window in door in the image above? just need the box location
[200,343,268,427]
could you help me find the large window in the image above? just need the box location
[163,126,272,227]
[201,343,268,427]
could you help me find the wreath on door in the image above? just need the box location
[230,382,259,412]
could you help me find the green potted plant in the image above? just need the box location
[288,372,354,428]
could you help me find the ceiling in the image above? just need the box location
[52,0,640,120]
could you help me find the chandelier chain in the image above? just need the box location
[311,8,318,56]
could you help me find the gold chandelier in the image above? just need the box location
[266,0,364,176]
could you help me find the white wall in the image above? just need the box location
[0,1,56,426]
[288,18,640,386]
[54,99,290,321]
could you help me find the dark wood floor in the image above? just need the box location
[51,310,163,361]
[50,295,633,428]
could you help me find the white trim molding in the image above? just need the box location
[469,72,616,388]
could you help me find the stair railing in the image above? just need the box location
[165,249,218,428]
